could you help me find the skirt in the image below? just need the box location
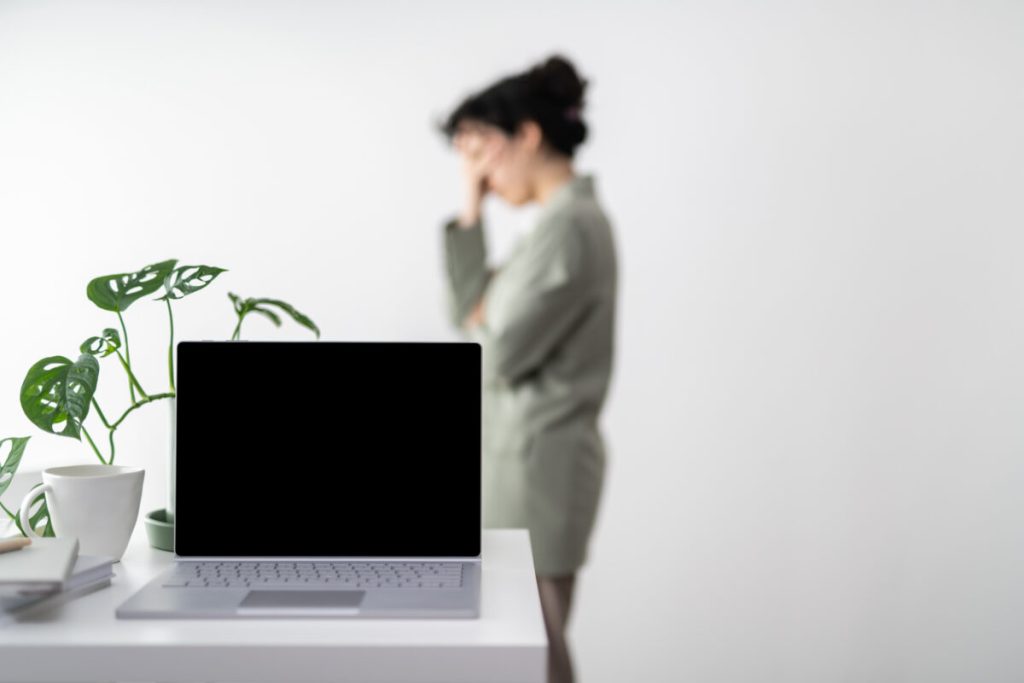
[482,422,606,577]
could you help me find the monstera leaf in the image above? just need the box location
[20,354,100,439]
[157,265,227,301]
[0,436,30,500]
[229,292,321,339]
[80,328,122,357]
[86,259,178,312]
[249,306,282,326]
[21,488,53,537]
[257,298,320,338]
[0,436,49,537]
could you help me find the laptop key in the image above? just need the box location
[170,561,465,589]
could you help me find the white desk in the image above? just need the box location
[0,529,546,683]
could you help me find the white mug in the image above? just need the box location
[19,465,145,560]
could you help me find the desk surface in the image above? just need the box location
[0,529,546,683]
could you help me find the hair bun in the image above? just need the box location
[530,55,588,109]
[442,53,591,158]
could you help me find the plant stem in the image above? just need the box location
[108,428,117,465]
[231,316,243,341]
[0,500,16,522]
[0,500,25,537]
[80,425,108,465]
[166,299,176,392]
[110,392,175,431]
[91,397,112,429]
[93,392,177,466]
[117,311,136,403]
[91,397,116,462]
[114,348,149,400]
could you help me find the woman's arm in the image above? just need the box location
[443,128,501,329]
[443,216,492,329]
[468,218,591,385]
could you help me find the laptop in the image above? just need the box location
[117,341,481,619]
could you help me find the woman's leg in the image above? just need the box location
[536,573,577,683]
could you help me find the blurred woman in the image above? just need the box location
[439,54,617,683]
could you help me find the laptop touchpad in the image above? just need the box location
[238,590,365,615]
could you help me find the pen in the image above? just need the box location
[0,537,32,554]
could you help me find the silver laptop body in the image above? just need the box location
[117,341,482,619]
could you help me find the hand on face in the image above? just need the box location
[453,124,506,226]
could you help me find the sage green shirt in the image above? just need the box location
[442,174,617,576]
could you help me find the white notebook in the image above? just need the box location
[0,537,79,596]
[2,554,115,623]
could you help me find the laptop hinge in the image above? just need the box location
[176,556,482,563]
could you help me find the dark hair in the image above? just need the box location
[440,54,589,158]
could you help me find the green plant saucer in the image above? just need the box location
[144,508,174,551]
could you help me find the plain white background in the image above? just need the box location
[1,1,1023,681]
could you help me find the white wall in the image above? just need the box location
[2,1,1023,680]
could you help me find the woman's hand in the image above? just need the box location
[464,295,487,330]
[453,126,503,229]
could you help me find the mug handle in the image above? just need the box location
[18,483,53,538]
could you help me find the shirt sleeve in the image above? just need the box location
[442,216,492,328]
[470,220,591,385]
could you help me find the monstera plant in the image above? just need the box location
[0,259,320,538]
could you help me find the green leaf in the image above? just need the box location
[26,490,53,537]
[0,436,30,500]
[20,354,100,440]
[157,265,227,302]
[249,298,320,338]
[229,293,321,339]
[86,259,178,312]
[80,327,121,357]
[228,291,244,315]
[250,306,282,327]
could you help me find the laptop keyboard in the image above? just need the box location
[163,561,465,590]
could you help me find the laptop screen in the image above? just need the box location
[174,341,481,558]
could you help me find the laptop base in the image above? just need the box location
[117,563,481,619]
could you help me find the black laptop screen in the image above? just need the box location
[174,341,481,558]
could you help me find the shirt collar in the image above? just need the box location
[536,173,595,224]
